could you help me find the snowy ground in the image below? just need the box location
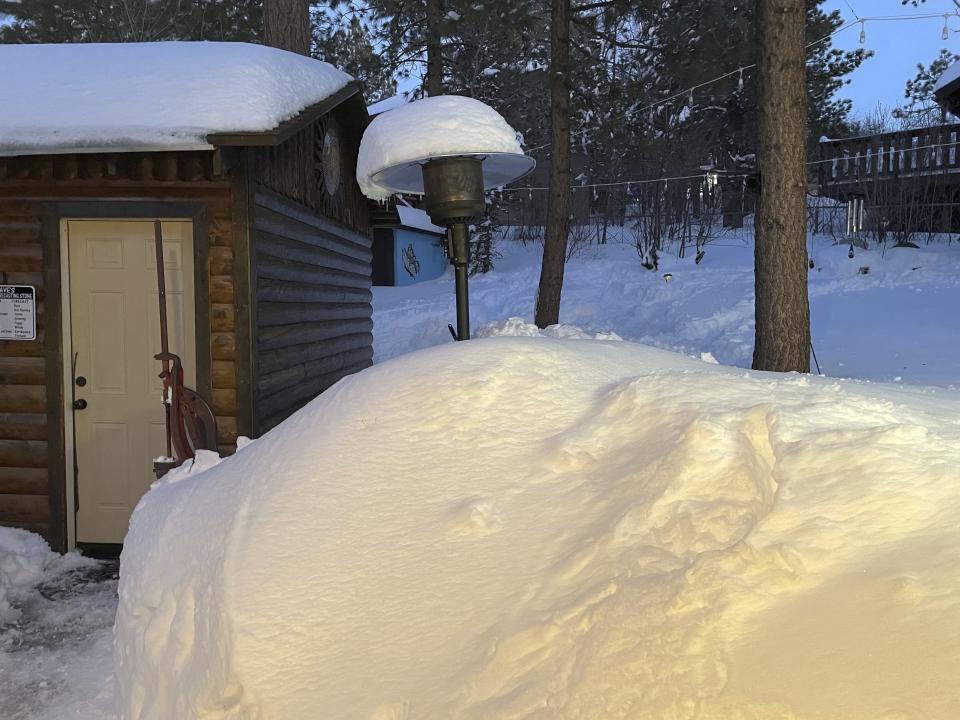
[1,229,958,719]
[0,530,115,720]
[375,231,960,388]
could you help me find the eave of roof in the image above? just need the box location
[207,82,363,147]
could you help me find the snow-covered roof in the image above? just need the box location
[366,93,414,116]
[396,204,445,235]
[0,42,354,157]
[357,95,533,201]
[934,58,960,94]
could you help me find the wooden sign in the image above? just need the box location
[0,285,36,341]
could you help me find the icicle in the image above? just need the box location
[859,20,866,44]
[944,15,950,41]
[737,68,744,92]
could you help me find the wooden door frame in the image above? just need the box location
[41,201,209,551]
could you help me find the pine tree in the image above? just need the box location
[264,0,309,54]
[753,0,810,373]
[893,49,958,128]
[535,0,571,329]
[313,4,397,102]
[0,0,262,43]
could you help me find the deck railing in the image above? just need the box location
[818,123,960,191]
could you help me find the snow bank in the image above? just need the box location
[0,42,352,155]
[477,315,623,340]
[116,337,960,719]
[357,95,530,200]
[0,527,96,627]
[0,528,57,624]
[0,529,115,720]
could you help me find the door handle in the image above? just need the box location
[73,398,88,411]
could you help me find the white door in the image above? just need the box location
[66,220,195,544]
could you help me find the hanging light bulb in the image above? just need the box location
[859,20,866,44]
[943,15,950,41]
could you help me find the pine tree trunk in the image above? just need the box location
[264,0,310,56]
[752,0,810,372]
[426,0,444,96]
[535,0,571,329]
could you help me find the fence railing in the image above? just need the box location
[818,123,960,190]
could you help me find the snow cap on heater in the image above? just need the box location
[356,95,535,205]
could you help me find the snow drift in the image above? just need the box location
[0,528,59,625]
[115,337,960,719]
[0,527,95,626]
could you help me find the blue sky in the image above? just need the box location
[823,0,959,116]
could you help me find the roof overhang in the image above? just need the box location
[206,82,363,147]
[0,143,214,158]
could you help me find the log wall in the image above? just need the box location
[248,97,374,432]
[0,151,240,549]
[251,189,373,432]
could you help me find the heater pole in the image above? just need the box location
[449,222,471,340]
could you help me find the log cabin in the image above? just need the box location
[0,42,373,552]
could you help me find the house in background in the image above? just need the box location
[0,42,373,552]
[816,59,960,233]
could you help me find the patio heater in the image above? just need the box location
[370,152,534,341]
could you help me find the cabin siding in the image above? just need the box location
[246,97,374,433]
[0,152,242,550]
[251,188,373,432]
[0,204,50,537]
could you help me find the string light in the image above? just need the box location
[526,12,959,156]
[527,12,960,160]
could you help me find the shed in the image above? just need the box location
[371,204,448,286]
[0,42,373,552]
